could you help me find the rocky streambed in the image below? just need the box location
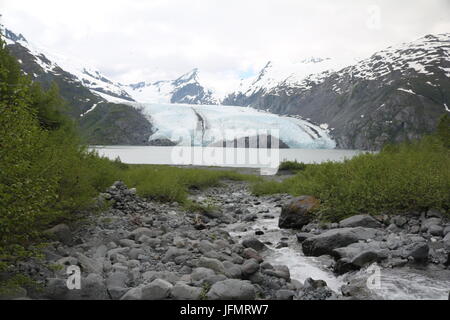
[6,180,450,300]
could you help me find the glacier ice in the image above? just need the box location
[133,103,336,149]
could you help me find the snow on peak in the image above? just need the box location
[236,56,354,97]
[338,33,450,81]
[2,25,133,102]
[126,68,219,104]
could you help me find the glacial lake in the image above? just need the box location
[90,146,368,168]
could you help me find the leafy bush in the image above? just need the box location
[278,160,307,172]
[122,165,251,204]
[253,126,450,221]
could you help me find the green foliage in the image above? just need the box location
[253,136,450,221]
[121,165,250,204]
[278,160,307,172]
[436,114,450,148]
[0,37,123,270]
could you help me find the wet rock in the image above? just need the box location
[279,196,319,229]
[402,243,429,262]
[206,279,256,300]
[351,250,386,267]
[296,232,314,242]
[262,265,290,281]
[242,248,263,263]
[243,214,258,222]
[302,227,379,256]
[141,279,173,300]
[296,278,334,300]
[339,215,382,229]
[241,259,260,276]
[242,238,266,252]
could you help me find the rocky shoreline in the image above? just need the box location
[5,180,450,300]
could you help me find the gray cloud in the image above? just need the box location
[1,0,449,94]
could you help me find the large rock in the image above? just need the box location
[141,279,173,300]
[279,196,319,229]
[242,238,266,252]
[206,279,256,300]
[302,227,379,256]
[402,243,429,262]
[171,283,202,300]
[198,257,225,275]
[339,215,382,229]
[44,224,72,245]
[120,287,142,300]
[296,278,334,300]
[444,233,450,251]
[106,272,129,300]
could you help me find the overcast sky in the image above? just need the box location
[1,0,449,93]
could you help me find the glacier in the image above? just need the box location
[132,103,336,149]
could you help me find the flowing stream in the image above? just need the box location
[226,200,450,300]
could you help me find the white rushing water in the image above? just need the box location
[227,201,450,300]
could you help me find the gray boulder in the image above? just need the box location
[241,259,260,276]
[302,227,379,256]
[402,243,429,261]
[428,225,444,236]
[443,233,450,251]
[106,272,129,300]
[279,196,319,229]
[120,287,142,300]
[296,232,314,242]
[242,238,266,252]
[198,257,226,274]
[171,283,202,300]
[339,215,381,229]
[421,218,442,232]
[206,279,256,300]
[141,279,173,300]
[45,224,72,245]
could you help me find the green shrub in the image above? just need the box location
[122,166,252,204]
[278,160,307,172]
[252,135,450,221]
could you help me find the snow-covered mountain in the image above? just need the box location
[126,68,219,105]
[225,34,450,150]
[1,25,134,116]
[227,57,355,105]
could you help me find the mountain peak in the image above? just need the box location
[1,25,27,43]
[175,68,199,83]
